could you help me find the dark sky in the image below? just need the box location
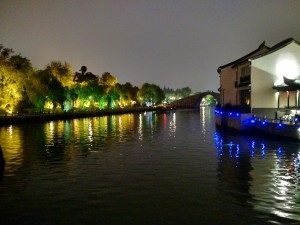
[1,0,300,92]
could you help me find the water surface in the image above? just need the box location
[0,108,299,224]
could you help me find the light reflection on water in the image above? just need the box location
[214,129,300,222]
[0,108,299,224]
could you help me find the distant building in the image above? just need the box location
[218,38,300,118]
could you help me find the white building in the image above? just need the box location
[218,38,300,119]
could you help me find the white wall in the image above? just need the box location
[251,42,300,109]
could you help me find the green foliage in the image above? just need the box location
[99,96,108,110]
[100,72,118,88]
[201,94,218,105]
[107,89,120,108]
[0,46,36,113]
[9,54,32,73]
[48,77,65,109]
[46,61,74,88]
[114,82,139,107]
[0,44,191,114]
[163,86,192,103]
[139,83,165,105]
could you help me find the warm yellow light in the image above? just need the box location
[84,100,91,108]
[45,101,54,109]
[246,98,250,105]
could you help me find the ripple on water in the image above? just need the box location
[0,109,300,224]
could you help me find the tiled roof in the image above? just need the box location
[250,37,300,60]
[217,41,269,73]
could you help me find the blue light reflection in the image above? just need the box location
[213,129,300,221]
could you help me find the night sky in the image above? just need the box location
[1,0,300,92]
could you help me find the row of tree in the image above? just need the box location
[0,45,191,115]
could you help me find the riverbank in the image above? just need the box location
[0,107,156,126]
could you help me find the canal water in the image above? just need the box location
[0,107,299,225]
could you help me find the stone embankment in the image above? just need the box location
[215,110,300,140]
[0,107,155,126]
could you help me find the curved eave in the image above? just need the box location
[251,38,300,61]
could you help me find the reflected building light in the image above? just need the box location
[201,107,206,134]
[293,153,300,172]
[261,143,266,157]
[277,147,282,155]
[213,132,223,156]
[272,209,292,219]
[170,113,176,134]
[229,141,233,157]
[138,114,143,140]
[251,140,256,149]
[250,140,256,158]
[277,147,283,167]
[251,149,255,158]
[235,144,240,158]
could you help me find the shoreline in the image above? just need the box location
[0,107,156,126]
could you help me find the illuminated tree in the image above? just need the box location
[46,61,74,88]
[26,67,66,112]
[64,88,77,111]
[100,72,118,88]
[201,94,218,106]
[163,86,192,102]
[0,46,36,114]
[0,66,22,113]
[114,82,138,107]
[97,72,118,109]
[27,70,50,112]
[107,89,120,109]
[73,81,105,110]
[48,77,65,110]
[138,83,165,106]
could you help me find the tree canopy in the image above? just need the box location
[0,44,192,114]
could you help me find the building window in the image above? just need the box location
[241,66,250,77]
[240,89,250,106]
